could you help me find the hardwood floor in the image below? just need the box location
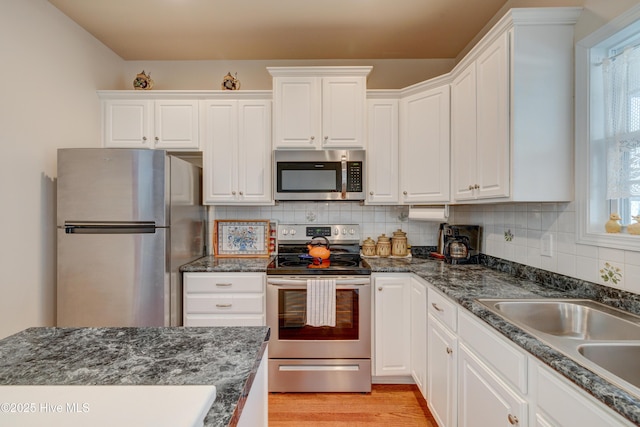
[268,384,438,426]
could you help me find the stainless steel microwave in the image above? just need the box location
[274,150,365,201]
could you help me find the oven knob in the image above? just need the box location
[290,229,297,236]
[334,228,339,236]
[349,228,355,235]
[281,229,289,236]
[342,228,347,235]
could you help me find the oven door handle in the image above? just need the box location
[267,278,370,287]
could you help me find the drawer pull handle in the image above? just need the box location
[507,414,519,425]
[216,283,233,287]
[216,303,232,308]
[431,303,444,312]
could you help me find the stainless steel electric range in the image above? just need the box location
[266,223,372,392]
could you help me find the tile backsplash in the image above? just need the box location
[208,202,441,249]
[208,200,640,296]
[452,202,640,296]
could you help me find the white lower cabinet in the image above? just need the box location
[418,279,633,427]
[410,276,428,398]
[427,312,457,427]
[458,342,528,427]
[183,272,265,326]
[373,274,411,378]
[530,358,634,427]
[237,346,268,427]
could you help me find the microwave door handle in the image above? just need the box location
[341,155,347,199]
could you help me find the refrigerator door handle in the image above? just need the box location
[64,222,157,234]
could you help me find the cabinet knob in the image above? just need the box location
[369,191,374,195]
[403,191,408,196]
[324,136,329,141]
[154,136,159,142]
[446,347,453,354]
[239,191,243,196]
[468,185,474,190]
[474,184,480,189]
[507,414,519,425]
[378,287,382,291]
[310,136,315,141]
[232,191,236,195]
[142,136,147,141]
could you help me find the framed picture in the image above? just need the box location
[214,220,270,257]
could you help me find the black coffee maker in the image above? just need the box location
[443,225,481,264]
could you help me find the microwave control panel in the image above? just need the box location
[347,162,363,192]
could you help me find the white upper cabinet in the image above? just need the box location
[399,81,450,204]
[269,67,372,149]
[450,8,581,203]
[366,96,399,204]
[201,98,272,205]
[100,95,199,151]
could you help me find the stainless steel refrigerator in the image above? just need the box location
[56,148,205,327]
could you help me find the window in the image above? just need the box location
[577,4,640,250]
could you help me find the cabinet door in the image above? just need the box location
[410,277,427,399]
[238,100,272,203]
[451,63,478,201]
[532,360,631,427]
[374,275,411,376]
[399,85,450,204]
[428,314,457,427]
[103,99,153,148]
[322,76,366,148]
[475,32,510,199]
[272,77,320,149]
[202,101,238,203]
[458,343,528,427]
[154,100,199,150]
[366,99,399,204]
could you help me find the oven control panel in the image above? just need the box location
[278,224,361,243]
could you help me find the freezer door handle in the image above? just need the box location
[63,222,157,234]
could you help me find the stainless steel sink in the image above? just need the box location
[476,298,640,399]
[485,299,640,340]
[578,343,640,390]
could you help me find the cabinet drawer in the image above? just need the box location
[428,287,457,331]
[184,314,265,327]
[184,273,264,293]
[185,294,264,314]
[458,309,527,394]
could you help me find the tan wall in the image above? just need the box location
[0,0,123,339]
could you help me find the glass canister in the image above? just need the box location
[391,229,408,257]
[362,237,376,256]
[376,234,391,257]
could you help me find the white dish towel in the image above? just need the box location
[306,278,336,327]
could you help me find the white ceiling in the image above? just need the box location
[47,0,510,60]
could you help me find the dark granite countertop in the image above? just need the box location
[366,256,640,425]
[180,256,273,273]
[178,253,640,424]
[0,326,269,427]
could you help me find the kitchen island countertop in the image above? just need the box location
[0,326,269,427]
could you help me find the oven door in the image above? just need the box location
[266,276,371,359]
